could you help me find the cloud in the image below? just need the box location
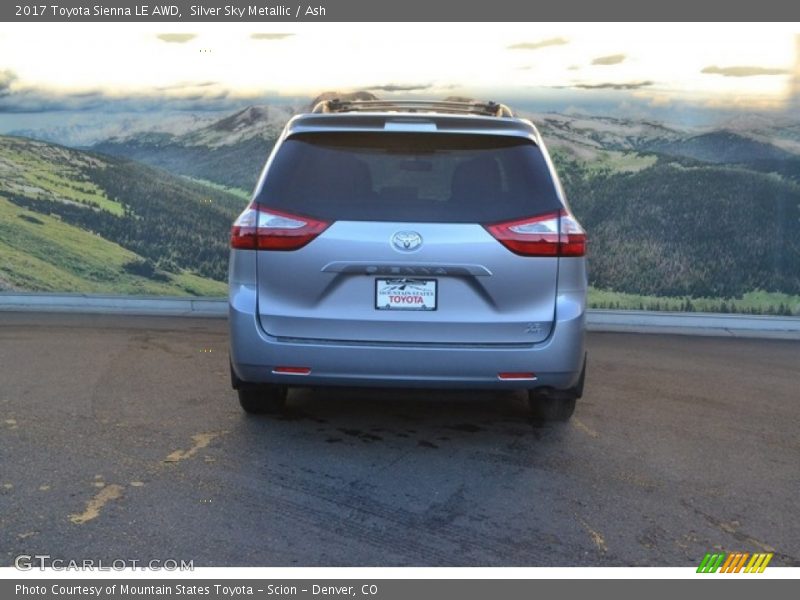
[364,83,433,92]
[0,85,244,114]
[640,93,674,107]
[591,54,626,66]
[0,88,108,112]
[156,33,197,44]
[701,97,779,110]
[701,65,790,77]
[572,81,654,90]
[0,69,18,96]
[251,33,294,40]
[155,81,219,91]
[508,37,569,51]
[567,65,580,71]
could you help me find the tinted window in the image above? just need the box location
[255,132,562,223]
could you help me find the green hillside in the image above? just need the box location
[646,130,794,164]
[0,136,241,295]
[556,155,800,301]
[93,135,270,193]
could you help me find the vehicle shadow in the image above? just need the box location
[229,386,572,451]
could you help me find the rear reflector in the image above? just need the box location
[231,205,330,251]
[497,372,537,380]
[272,366,312,375]
[485,209,586,257]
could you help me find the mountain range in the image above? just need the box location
[2,96,799,309]
[92,105,296,191]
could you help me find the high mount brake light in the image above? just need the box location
[230,205,330,251]
[485,210,586,257]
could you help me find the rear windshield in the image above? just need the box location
[255,132,562,223]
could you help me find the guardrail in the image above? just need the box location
[587,309,800,339]
[1,293,799,340]
[0,293,225,317]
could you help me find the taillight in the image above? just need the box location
[230,205,330,251]
[558,212,587,257]
[484,209,586,257]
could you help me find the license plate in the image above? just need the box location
[375,278,437,311]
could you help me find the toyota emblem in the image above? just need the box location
[391,231,423,252]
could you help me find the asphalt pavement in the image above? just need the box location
[0,312,798,567]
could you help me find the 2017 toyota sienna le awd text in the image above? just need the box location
[228,99,587,420]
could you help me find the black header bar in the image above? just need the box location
[3,0,800,22]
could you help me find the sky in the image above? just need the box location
[0,22,798,126]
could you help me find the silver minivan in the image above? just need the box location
[229,100,587,420]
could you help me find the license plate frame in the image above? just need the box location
[375,278,438,311]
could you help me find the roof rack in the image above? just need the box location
[311,99,515,118]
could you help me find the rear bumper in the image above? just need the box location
[229,283,586,391]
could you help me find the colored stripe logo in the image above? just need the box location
[697,552,773,573]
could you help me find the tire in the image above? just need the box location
[527,356,585,421]
[237,386,287,415]
[527,391,576,421]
